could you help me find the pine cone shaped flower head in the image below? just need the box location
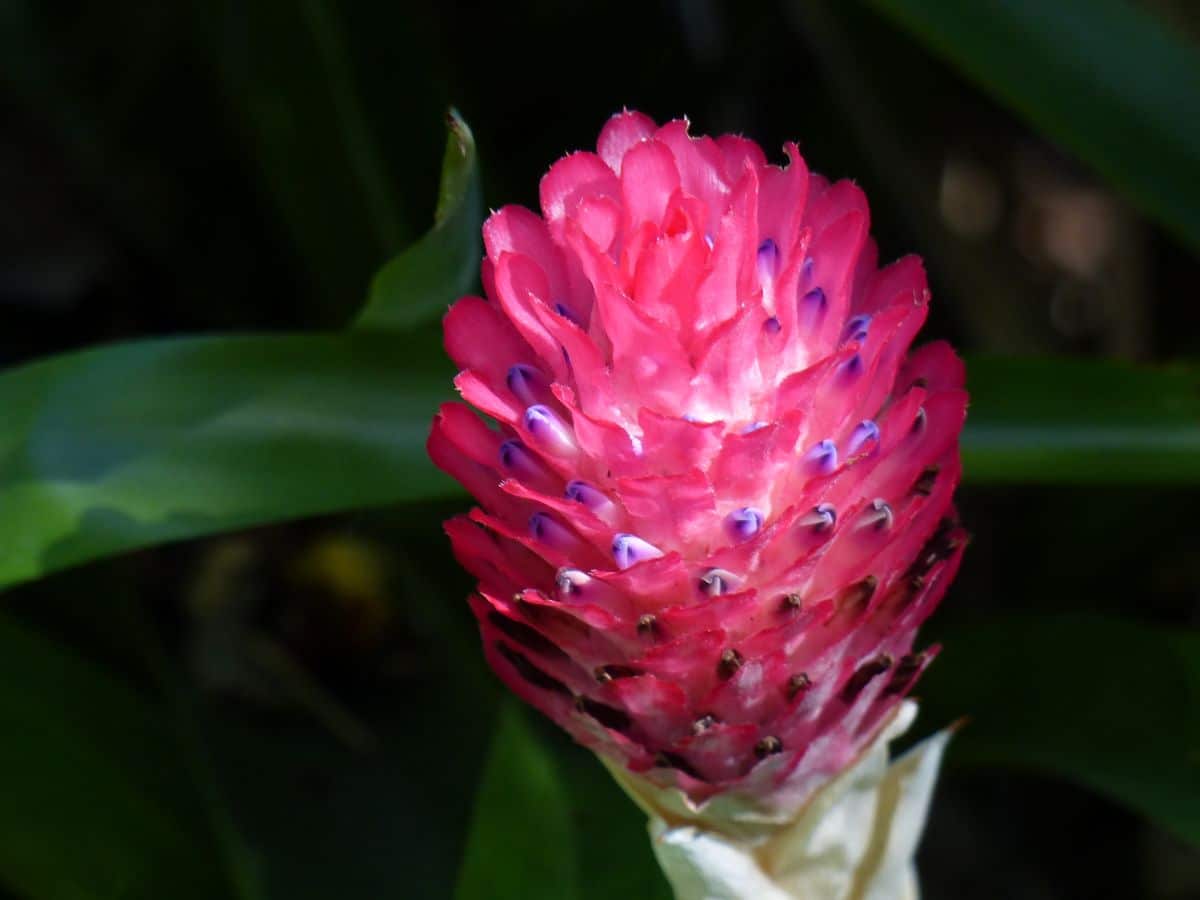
[430,110,968,816]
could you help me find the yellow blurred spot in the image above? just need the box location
[290,534,392,632]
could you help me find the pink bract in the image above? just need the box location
[429,110,967,808]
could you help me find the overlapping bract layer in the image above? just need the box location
[430,110,967,809]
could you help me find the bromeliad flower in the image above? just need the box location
[430,110,967,899]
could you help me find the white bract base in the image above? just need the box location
[605,701,949,900]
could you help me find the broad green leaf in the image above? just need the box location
[920,614,1200,845]
[2,348,1196,593]
[0,332,456,591]
[356,109,483,332]
[455,700,581,900]
[867,0,1200,251]
[201,655,496,899]
[962,356,1200,483]
[0,613,238,900]
[558,743,673,900]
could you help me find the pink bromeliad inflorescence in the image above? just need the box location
[430,110,968,814]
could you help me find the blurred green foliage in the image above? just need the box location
[454,701,581,900]
[919,614,1200,846]
[869,0,1200,253]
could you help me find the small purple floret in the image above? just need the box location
[812,503,837,532]
[499,439,539,476]
[846,419,881,456]
[530,512,575,547]
[799,286,827,331]
[524,404,576,454]
[699,568,737,596]
[801,287,826,308]
[612,533,663,570]
[726,507,765,542]
[554,302,582,326]
[805,439,839,474]
[864,498,894,531]
[565,480,608,509]
[506,364,543,406]
[555,567,590,596]
[757,238,780,282]
[843,314,871,344]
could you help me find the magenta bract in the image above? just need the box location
[430,110,967,807]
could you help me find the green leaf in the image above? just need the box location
[866,0,1200,251]
[558,744,673,900]
[0,109,477,592]
[3,348,1195,593]
[920,613,1200,845]
[455,700,582,900]
[201,659,497,900]
[0,613,238,900]
[0,332,457,591]
[962,356,1200,484]
[356,109,483,332]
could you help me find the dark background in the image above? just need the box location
[2,1,1198,898]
